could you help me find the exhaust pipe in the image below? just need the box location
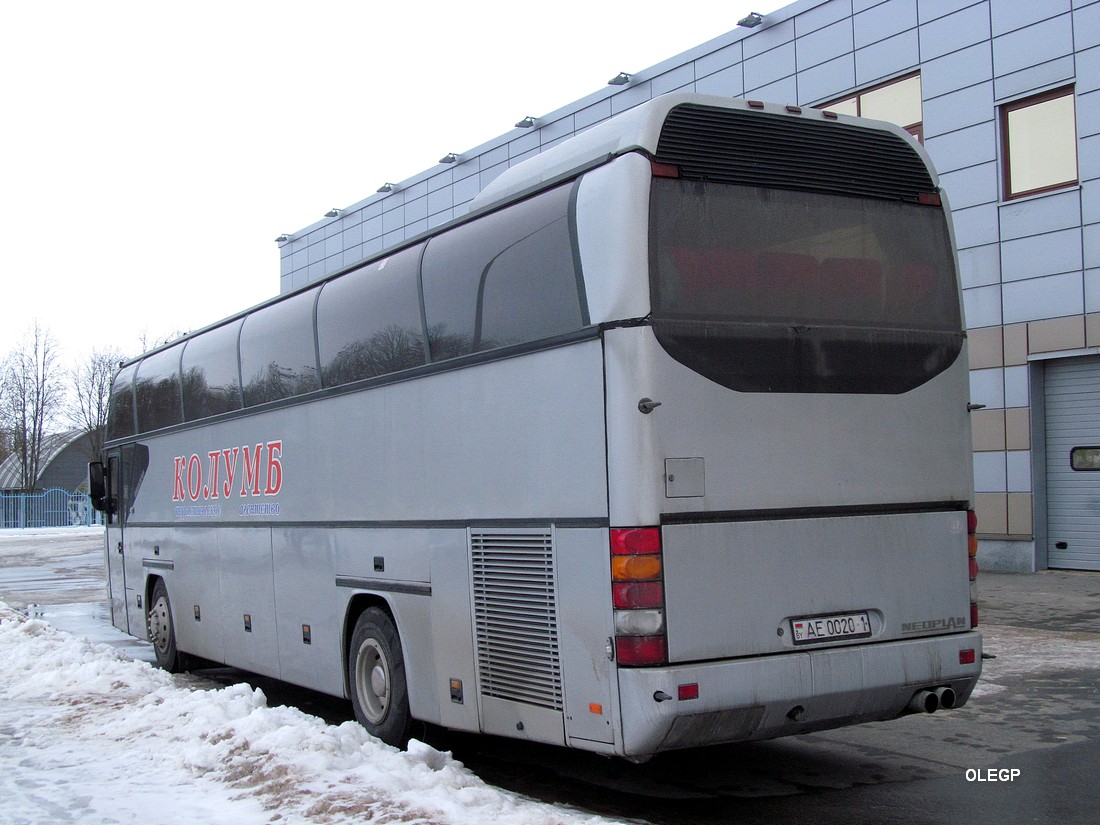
[908,689,939,714]
[934,686,957,710]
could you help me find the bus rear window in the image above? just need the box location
[650,180,964,394]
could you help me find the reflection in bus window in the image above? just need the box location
[182,319,243,420]
[240,288,321,406]
[106,363,138,441]
[317,244,426,387]
[134,345,183,433]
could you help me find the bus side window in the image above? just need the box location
[182,319,244,420]
[475,213,584,351]
[422,182,582,362]
[317,244,427,387]
[106,363,138,441]
[240,288,321,406]
[134,345,184,433]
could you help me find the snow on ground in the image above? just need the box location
[0,602,615,825]
[0,529,618,825]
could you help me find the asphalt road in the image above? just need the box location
[4,529,1099,825]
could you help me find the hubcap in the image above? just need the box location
[148,596,172,654]
[355,638,391,725]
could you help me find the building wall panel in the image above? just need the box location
[854,30,920,85]
[856,0,918,47]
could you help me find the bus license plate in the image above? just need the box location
[791,612,871,645]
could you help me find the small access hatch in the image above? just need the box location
[665,458,705,498]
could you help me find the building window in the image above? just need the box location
[821,73,923,142]
[1001,86,1078,200]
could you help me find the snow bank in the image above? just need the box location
[0,602,614,825]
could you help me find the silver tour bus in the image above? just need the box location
[90,93,982,760]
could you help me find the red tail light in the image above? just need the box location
[611,527,667,666]
[612,581,664,609]
[612,528,661,555]
[615,635,668,666]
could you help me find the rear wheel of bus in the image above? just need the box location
[349,607,412,748]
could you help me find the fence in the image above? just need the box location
[0,487,100,528]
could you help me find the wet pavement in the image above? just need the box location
[979,569,1100,633]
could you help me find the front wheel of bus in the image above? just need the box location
[349,607,412,748]
[147,579,185,673]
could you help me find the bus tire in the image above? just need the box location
[147,579,185,673]
[349,607,412,748]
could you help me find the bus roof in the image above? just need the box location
[467,92,926,213]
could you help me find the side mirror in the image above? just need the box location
[88,462,111,513]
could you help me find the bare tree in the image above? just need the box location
[137,327,188,353]
[1,322,65,491]
[69,345,124,461]
[0,378,10,468]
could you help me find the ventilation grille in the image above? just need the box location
[470,529,562,711]
[655,104,935,202]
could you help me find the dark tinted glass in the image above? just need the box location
[240,289,321,406]
[650,180,963,394]
[106,363,137,441]
[317,244,426,387]
[421,183,584,360]
[134,345,184,432]
[182,320,243,420]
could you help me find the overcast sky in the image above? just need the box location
[2,0,777,368]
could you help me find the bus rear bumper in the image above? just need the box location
[616,631,982,758]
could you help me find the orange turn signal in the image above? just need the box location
[612,554,662,581]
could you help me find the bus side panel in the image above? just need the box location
[105,521,127,633]
[430,528,481,733]
[331,527,436,720]
[385,589,440,729]
[219,527,280,679]
[163,525,226,663]
[556,527,617,748]
[272,527,342,697]
[574,153,652,326]
[122,529,147,635]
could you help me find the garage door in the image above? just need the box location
[1045,356,1100,570]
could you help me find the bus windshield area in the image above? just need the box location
[649,179,965,394]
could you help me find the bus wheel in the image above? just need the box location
[349,607,412,748]
[147,579,184,673]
